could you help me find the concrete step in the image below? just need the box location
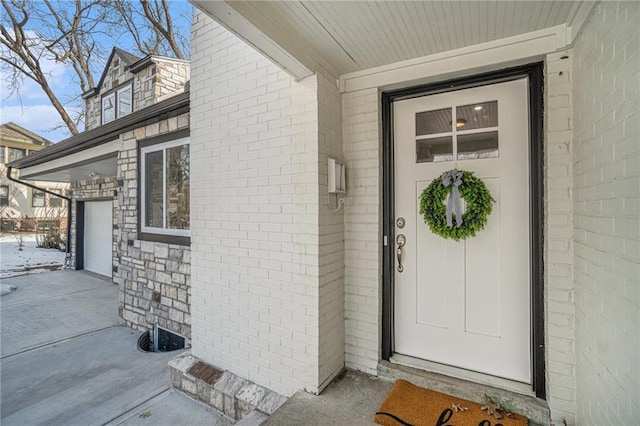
[378,360,551,426]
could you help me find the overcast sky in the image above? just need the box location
[1,1,192,144]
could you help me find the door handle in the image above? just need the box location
[396,234,406,273]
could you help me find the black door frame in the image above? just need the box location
[381,63,545,399]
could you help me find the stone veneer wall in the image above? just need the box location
[116,113,192,339]
[85,52,137,131]
[71,112,192,340]
[154,59,191,101]
[85,55,189,130]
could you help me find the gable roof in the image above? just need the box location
[0,122,52,146]
[113,47,141,67]
[8,90,189,170]
[82,47,142,99]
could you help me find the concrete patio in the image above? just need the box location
[0,269,549,426]
[0,270,232,426]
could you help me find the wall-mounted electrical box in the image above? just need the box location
[328,158,346,193]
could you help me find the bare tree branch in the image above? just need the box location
[0,0,79,134]
[0,0,190,138]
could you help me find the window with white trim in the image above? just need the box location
[32,189,45,207]
[141,137,190,236]
[102,84,133,124]
[48,188,64,208]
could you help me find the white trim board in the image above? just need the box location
[339,25,568,93]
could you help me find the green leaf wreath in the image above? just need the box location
[419,170,494,241]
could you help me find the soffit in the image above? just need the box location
[205,1,580,79]
[20,156,117,183]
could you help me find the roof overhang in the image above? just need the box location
[9,91,189,182]
[191,1,596,86]
[20,142,118,183]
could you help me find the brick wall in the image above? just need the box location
[190,11,345,396]
[317,72,345,389]
[544,50,577,424]
[338,53,586,423]
[342,88,382,375]
[572,2,639,424]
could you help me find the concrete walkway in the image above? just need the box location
[264,370,393,425]
[0,270,233,426]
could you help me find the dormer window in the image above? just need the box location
[102,84,133,124]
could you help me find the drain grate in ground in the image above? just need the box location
[187,361,224,385]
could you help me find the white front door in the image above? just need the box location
[393,79,531,383]
[84,200,113,277]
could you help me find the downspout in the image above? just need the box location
[6,166,72,267]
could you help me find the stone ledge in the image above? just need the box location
[168,353,287,422]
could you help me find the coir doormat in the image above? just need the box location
[374,380,528,426]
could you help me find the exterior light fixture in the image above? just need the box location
[89,172,100,180]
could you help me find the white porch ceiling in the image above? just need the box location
[20,156,117,183]
[192,1,592,80]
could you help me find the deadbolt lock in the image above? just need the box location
[396,217,405,229]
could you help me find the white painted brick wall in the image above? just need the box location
[317,72,346,389]
[342,88,382,375]
[339,51,588,425]
[190,11,344,396]
[544,50,577,424]
[572,2,639,425]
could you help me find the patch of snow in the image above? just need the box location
[1,284,18,296]
[0,234,66,279]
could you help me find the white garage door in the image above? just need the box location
[84,201,113,277]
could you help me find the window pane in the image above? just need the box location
[103,94,115,123]
[0,185,8,207]
[118,87,132,117]
[145,151,164,228]
[0,145,5,164]
[8,148,26,162]
[166,144,190,230]
[32,189,45,207]
[456,101,498,131]
[49,189,63,207]
[458,131,499,160]
[417,136,453,163]
[416,108,452,136]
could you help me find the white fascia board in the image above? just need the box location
[566,1,598,44]
[339,24,569,93]
[19,139,119,180]
[191,0,314,81]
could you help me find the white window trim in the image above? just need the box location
[118,85,132,116]
[101,83,133,125]
[140,137,190,237]
[102,92,116,124]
